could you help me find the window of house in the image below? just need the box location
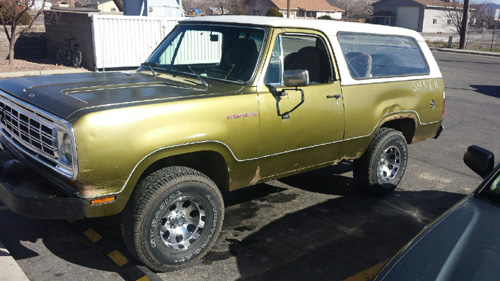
[433,19,437,24]
[306,11,317,18]
[338,32,429,79]
[298,10,305,17]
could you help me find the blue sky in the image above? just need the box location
[480,0,500,4]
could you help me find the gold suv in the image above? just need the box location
[0,16,444,271]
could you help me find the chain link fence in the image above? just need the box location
[422,28,500,52]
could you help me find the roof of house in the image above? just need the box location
[269,0,344,12]
[412,0,461,8]
[373,0,461,8]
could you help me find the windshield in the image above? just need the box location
[146,24,266,83]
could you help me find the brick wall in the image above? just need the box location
[44,9,99,70]
[0,26,46,60]
[0,33,8,60]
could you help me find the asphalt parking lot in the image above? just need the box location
[1,50,500,281]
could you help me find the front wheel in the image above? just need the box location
[56,48,71,66]
[122,166,224,272]
[353,128,408,195]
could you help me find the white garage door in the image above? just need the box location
[396,6,419,31]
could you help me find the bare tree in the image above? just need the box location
[328,0,372,20]
[471,3,496,29]
[215,0,247,15]
[443,2,477,35]
[0,0,46,65]
[112,0,123,12]
[227,0,247,15]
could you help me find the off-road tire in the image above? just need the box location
[122,166,224,272]
[353,128,408,195]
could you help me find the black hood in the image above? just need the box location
[0,71,243,121]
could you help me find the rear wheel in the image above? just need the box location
[122,166,224,271]
[353,128,408,195]
[72,50,82,67]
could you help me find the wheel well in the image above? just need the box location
[381,118,415,144]
[139,151,229,192]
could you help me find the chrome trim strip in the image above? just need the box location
[83,109,441,198]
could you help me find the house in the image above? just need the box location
[75,0,119,13]
[246,0,343,20]
[372,0,462,32]
[123,0,183,17]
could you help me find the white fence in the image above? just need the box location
[91,15,183,69]
[160,30,223,65]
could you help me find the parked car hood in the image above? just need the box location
[377,196,500,281]
[0,71,243,121]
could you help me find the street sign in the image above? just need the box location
[495,9,500,21]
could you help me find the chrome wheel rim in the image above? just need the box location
[158,196,206,250]
[378,146,401,182]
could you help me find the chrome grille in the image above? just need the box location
[0,98,59,163]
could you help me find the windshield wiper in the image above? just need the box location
[188,66,208,87]
[145,61,158,76]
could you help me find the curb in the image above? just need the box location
[0,239,30,281]
[430,47,500,57]
[0,68,89,79]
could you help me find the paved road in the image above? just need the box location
[1,51,500,281]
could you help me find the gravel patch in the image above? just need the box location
[0,58,84,73]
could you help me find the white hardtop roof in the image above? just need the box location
[182,16,424,40]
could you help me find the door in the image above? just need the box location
[257,30,345,179]
[397,7,420,31]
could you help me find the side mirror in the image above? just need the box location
[464,145,495,179]
[284,70,309,87]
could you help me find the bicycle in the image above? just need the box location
[57,37,82,67]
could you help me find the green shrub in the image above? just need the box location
[266,7,283,17]
[318,15,333,20]
[0,4,32,26]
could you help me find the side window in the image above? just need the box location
[338,32,429,79]
[264,33,333,85]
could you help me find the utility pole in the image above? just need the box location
[287,0,290,18]
[459,0,470,49]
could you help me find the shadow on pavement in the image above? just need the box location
[0,204,123,274]
[220,166,465,281]
[470,85,500,99]
[231,190,464,281]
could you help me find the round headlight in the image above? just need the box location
[60,133,73,164]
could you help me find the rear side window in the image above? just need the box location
[338,32,429,79]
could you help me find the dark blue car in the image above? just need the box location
[376,145,500,281]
